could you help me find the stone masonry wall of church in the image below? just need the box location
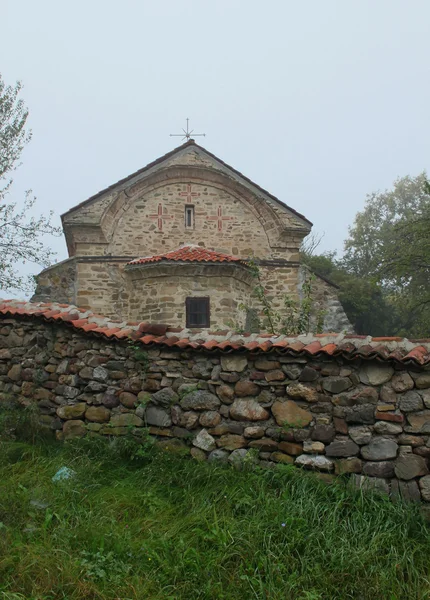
[102,183,300,261]
[127,266,253,328]
[1,316,430,503]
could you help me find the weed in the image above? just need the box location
[0,439,429,599]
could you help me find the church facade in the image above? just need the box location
[32,140,350,332]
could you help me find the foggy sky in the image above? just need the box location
[2,0,430,298]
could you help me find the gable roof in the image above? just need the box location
[61,139,312,227]
[1,299,429,366]
[127,245,245,266]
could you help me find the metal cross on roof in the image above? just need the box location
[170,118,206,142]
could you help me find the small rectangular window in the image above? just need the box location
[185,205,194,229]
[186,297,210,328]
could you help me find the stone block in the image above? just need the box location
[399,391,424,413]
[146,406,172,427]
[216,434,247,450]
[110,414,144,427]
[295,454,334,471]
[270,452,294,464]
[85,406,111,423]
[322,377,352,394]
[394,455,428,480]
[57,403,87,420]
[180,390,220,411]
[407,411,430,433]
[361,439,398,461]
[303,440,325,454]
[254,359,280,371]
[373,421,403,435]
[265,370,285,382]
[418,474,430,501]
[391,372,414,393]
[119,392,137,408]
[359,364,394,386]
[298,366,319,382]
[199,411,221,428]
[230,399,269,421]
[349,425,372,445]
[63,419,86,440]
[244,426,265,439]
[286,383,319,403]
[248,438,278,452]
[278,441,303,456]
[220,355,248,373]
[193,429,216,452]
[311,424,336,443]
[272,400,312,428]
[335,457,362,474]
[234,381,260,397]
[325,439,359,457]
[363,461,395,478]
[216,384,235,404]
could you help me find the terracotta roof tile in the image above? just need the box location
[0,299,429,366]
[127,245,245,266]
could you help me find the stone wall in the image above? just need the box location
[126,262,254,329]
[2,315,429,502]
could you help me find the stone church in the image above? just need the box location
[32,140,350,332]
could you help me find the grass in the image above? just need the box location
[0,433,429,600]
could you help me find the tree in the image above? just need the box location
[343,173,430,336]
[301,251,394,336]
[0,74,60,291]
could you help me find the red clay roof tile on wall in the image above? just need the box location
[127,245,245,266]
[0,299,429,366]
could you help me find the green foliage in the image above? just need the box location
[128,342,150,371]
[79,549,131,583]
[0,400,48,444]
[302,251,394,335]
[0,73,61,292]
[341,172,430,336]
[0,438,429,599]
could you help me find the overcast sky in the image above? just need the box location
[2,0,430,297]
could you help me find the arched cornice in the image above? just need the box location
[100,165,308,250]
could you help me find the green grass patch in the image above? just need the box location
[0,436,429,599]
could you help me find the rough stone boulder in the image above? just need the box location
[145,406,172,427]
[361,439,398,461]
[180,390,220,411]
[272,400,312,428]
[295,454,334,471]
[193,429,216,452]
[57,403,86,420]
[322,377,352,394]
[230,399,269,421]
[63,419,86,439]
[286,383,319,403]
[394,455,429,480]
[85,406,111,423]
[325,439,359,458]
[151,387,179,407]
[220,355,248,373]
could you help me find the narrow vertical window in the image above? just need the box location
[186,297,210,328]
[185,205,195,229]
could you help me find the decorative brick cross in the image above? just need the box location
[179,184,200,203]
[149,203,173,232]
[207,206,233,231]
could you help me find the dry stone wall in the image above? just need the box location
[1,316,430,502]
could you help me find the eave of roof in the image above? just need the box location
[127,245,246,266]
[1,299,429,366]
[61,140,313,227]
